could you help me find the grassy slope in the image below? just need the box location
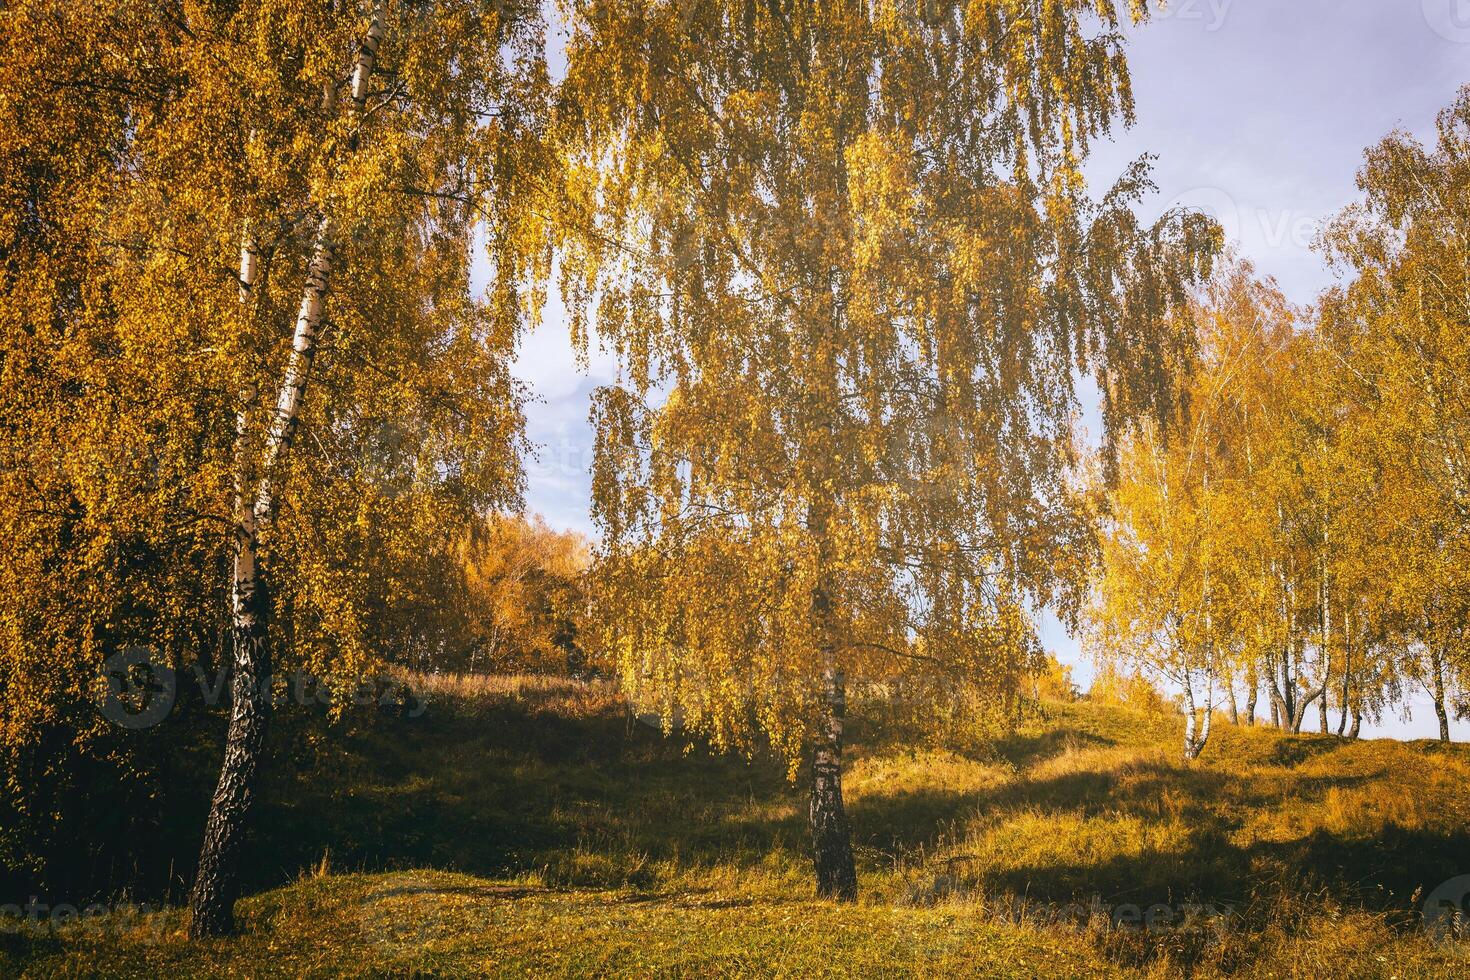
[4,675,1468,978]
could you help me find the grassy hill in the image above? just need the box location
[3,675,1468,977]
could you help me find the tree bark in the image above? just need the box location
[188,229,267,938]
[188,2,385,937]
[1268,656,1288,730]
[810,667,857,901]
[805,488,856,902]
[1432,651,1451,743]
[1182,671,1212,761]
[1284,637,1330,735]
[1313,553,1330,735]
[186,560,271,937]
[1347,707,1361,740]
[1289,674,1328,735]
[1197,685,1213,757]
[1244,667,1258,726]
[191,229,333,940]
[252,217,337,519]
[190,219,336,944]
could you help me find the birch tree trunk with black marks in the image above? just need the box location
[1244,665,1259,726]
[1431,649,1451,743]
[1182,669,1214,761]
[1289,554,1332,734]
[806,498,856,901]
[189,2,385,937]
[187,228,267,938]
[810,665,857,901]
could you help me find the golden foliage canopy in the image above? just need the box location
[558,0,1219,767]
[0,0,552,818]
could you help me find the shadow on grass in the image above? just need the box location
[880,752,1470,923]
[253,689,1470,920]
[28,677,1470,945]
[988,727,1117,769]
[1265,735,1345,768]
[242,688,808,896]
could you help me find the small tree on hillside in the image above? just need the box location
[456,514,591,674]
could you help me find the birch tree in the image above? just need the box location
[1318,85,1470,742]
[1091,260,1323,755]
[560,0,1217,898]
[1091,424,1223,759]
[0,0,551,929]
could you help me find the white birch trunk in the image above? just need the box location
[1182,678,1198,760]
[253,0,383,524]
[190,2,387,938]
[1197,669,1214,756]
[253,217,335,526]
[232,228,260,655]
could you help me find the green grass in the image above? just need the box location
[4,675,1468,977]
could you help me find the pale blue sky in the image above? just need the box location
[498,3,1470,740]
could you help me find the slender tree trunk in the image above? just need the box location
[190,217,338,942]
[1348,708,1361,740]
[1283,566,1332,735]
[810,667,857,901]
[1292,687,1326,734]
[1279,550,1296,728]
[1182,671,1212,761]
[253,217,337,515]
[1431,651,1451,744]
[188,231,267,938]
[1290,677,1328,735]
[805,490,856,901]
[1316,553,1330,735]
[1227,681,1239,726]
[1281,659,1294,728]
[189,3,385,937]
[186,552,271,937]
[1197,681,1213,758]
[1183,702,1197,759]
[1268,655,1287,730]
[1244,666,1258,726]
